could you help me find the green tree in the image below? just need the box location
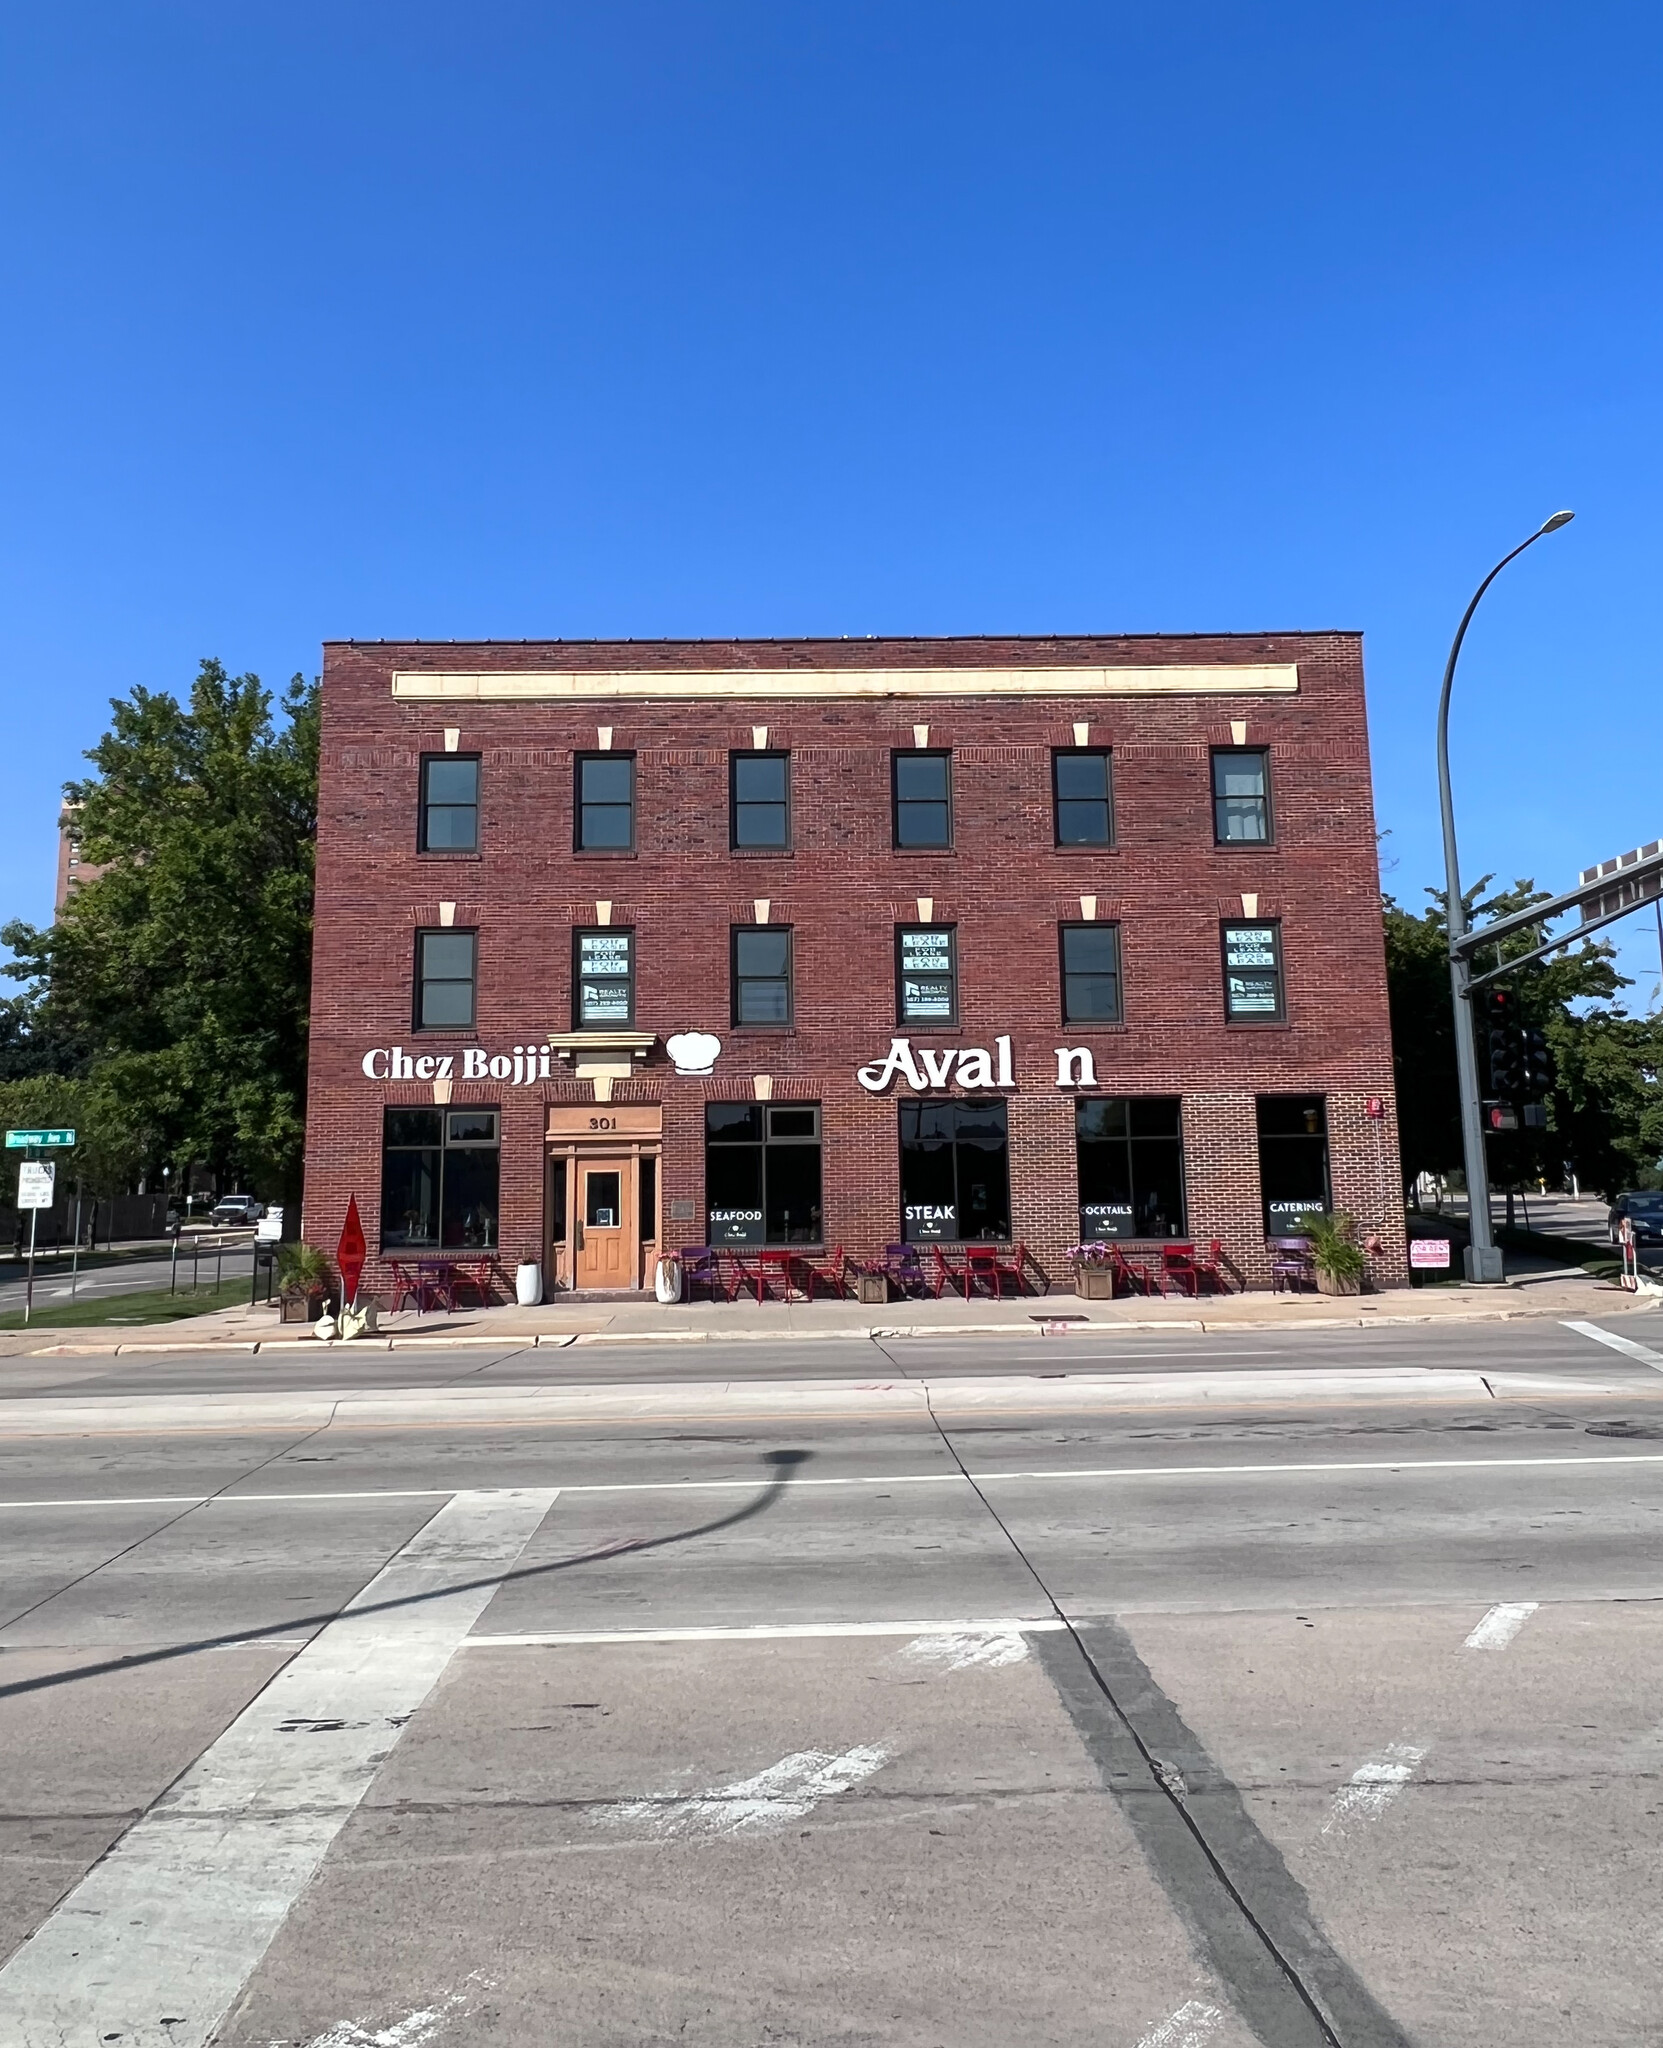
[2,660,319,1202]
[1385,876,1663,1200]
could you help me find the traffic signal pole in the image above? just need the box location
[1436,514,1575,1284]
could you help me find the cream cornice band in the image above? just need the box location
[390,664,1300,703]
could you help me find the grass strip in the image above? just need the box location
[0,1277,258,1331]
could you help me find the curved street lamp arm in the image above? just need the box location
[1435,529,1552,941]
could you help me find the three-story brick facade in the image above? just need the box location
[303,633,1406,1297]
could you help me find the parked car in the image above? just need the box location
[1608,1191,1663,1245]
[210,1194,266,1226]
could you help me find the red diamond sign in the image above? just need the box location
[336,1195,367,1305]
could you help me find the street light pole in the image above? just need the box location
[1436,509,1575,1283]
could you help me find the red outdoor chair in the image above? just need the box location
[1110,1245,1156,1295]
[986,1242,1032,1299]
[1160,1243,1200,1297]
[802,1246,849,1301]
[1190,1239,1229,1293]
[931,1245,972,1299]
[386,1258,428,1314]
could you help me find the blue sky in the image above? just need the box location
[3,4,1660,1001]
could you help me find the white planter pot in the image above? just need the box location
[655,1256,684,1304]
[515,1262,543,1307]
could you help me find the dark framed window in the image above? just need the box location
[705,1102,822,1246]
[1075,1098,1186,1241]
[897,925,957,1025]
[380,1106,499,1250]
[414,930,476,1030]
[1060,923,1123,1023]
[731,752,790,849]
[419,755,480,851]
[899,1099,1010,1242]
[1212,748,1272,843]
[1053,749,1114,846]
[574,928,634,1027]
[892,750,952,848]
[1257,1096,1330,1234]
[1222,921,1284,1022]
[732,927,793,1025]
[575,753,635,850]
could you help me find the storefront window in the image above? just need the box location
[705,1103,822,1245]
[1257,1095,1329,1233]
[1075,1098,1185,1240]
[899,1099,1011,1242]
[380,1108,499,1249]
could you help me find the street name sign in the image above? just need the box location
[16,1162,55,1209]
[5,1129,75,1149]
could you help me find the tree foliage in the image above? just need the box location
[1385,877,1663,1199]
[2,661,319,1201]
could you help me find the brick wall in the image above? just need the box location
[303,633,1405,1294]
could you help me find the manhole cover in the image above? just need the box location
[1585,1421,1663,1439]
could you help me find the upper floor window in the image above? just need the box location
[731,752,790,849]
[892,751,952,848]
[1212,748,1272,843]
[732,927,793,1025]
[419,755,480,851]
[1222,920,1284,1022]
[897,925,957,1025]
[575,929,634,1027]
[1060,922,1123,1023]
[576,754,634,850]
[414,930,477,1030]
[1053,750,1113,846]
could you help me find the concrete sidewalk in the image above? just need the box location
[7,1262,1656,1355]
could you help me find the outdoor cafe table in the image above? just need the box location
[723,1247,804,1302]
[1110,1241,1197,1296]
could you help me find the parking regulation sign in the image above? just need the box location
[16,1162,55,1209]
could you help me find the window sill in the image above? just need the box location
[416,850,483,862]
[730,1026,797,1037]
[1059,1022,1129,1033]
[1224,1019,1291,1029]
[1213,841,1278,853]
[573,849,639,860]
[1052,845,1119,857]
[730,847,795,859]
[891,847,956,857]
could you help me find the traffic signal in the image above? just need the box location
[1521,1024,1553,1096]
[1484,987,1523,1096]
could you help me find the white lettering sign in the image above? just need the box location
[856,1036,1015,1094]
[16,1161,54,1210]
[361,1045,548,1087]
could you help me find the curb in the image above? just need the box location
[18,1292,1655,1357]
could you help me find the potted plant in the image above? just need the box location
[276,1241,334,1323]
[1295,1210,1368,1296]
[1069,1242,1117,1300]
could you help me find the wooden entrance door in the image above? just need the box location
[575,1156,634,1288]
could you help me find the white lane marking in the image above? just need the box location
[596,1743,889,1841]
[1135,1999,1225,2048]
[1564,1320,1663,1373]
[0,1487,556,2048]
[901,1628,1030,1670]
[1321,1742,1427,1835]
[292,1974,492,2047]
[468,1616,1066,1647]
[6,1449,1663,1515]
[1464,1601,1539,1651]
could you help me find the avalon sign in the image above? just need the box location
[856,1038,1104,1093]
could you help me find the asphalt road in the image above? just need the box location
[0,1239,256,1313]
[1,1315,1661,2046]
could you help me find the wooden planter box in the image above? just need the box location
[854,1270,890,1306]
[279,1290,325,1323]
[1073,1264,1116,1300]
[1314,1269,1363,1297]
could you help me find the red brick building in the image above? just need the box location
[303,634,1406,1298]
